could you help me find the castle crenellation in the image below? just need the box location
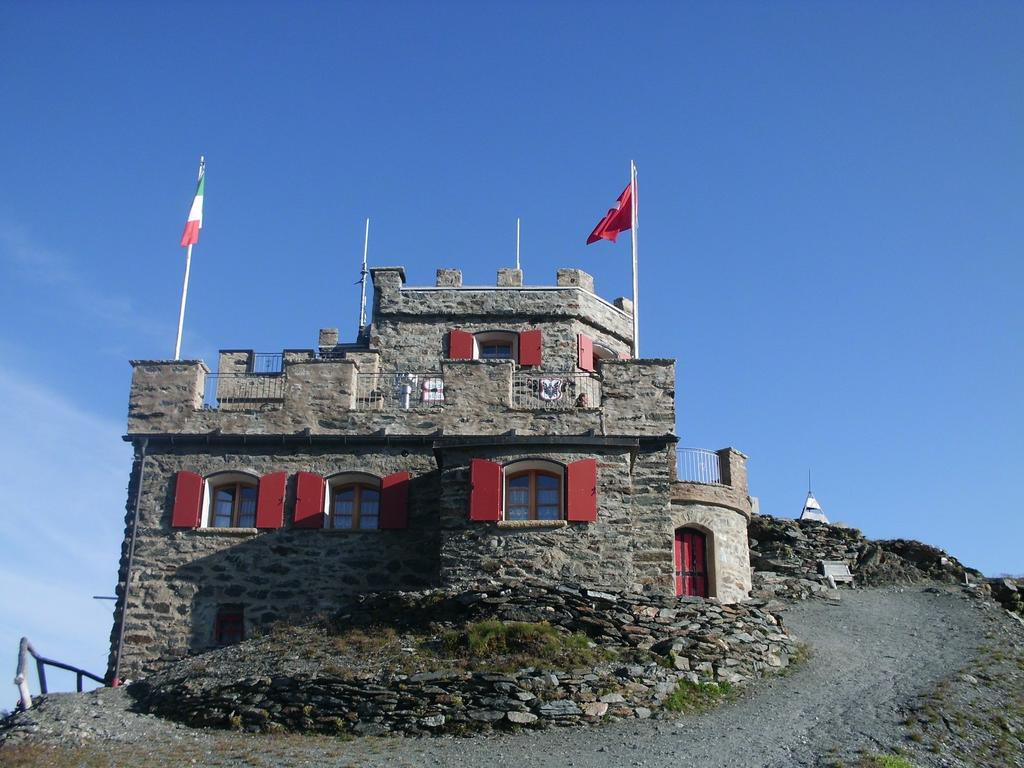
[110,266,754,679]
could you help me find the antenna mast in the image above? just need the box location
[358,218,369,335]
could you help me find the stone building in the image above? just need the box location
[108,266,755,679]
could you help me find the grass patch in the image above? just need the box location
[441,620,612,671]
[779,642,813,676]
[859,755,918,768]
[0,743,113,768]
[663,680,735,714]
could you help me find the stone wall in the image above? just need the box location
[126,358,676,438]
[130,580,800,736]
[437,445,674,593]
[368,267,634,372]
[108,444,443,679]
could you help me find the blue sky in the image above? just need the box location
[1,2,1021,689]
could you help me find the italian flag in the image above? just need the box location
[180,169,205,247]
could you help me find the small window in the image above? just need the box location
[505,470,562,521]
[479,340,514,359]
[473,331,518,361]
[330,483,381,529]
[211,481,257,528]
[215,607,244,645]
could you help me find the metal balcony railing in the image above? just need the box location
[355,372,445,410]
[512,372,601,410]
[676,448,725,485]
[250,352,283,374]
[203,373,285,408]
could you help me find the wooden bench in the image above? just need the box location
[819,560,854,588]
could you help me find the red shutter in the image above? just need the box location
[469,459,502,521]
[577,334,595,372]
[379,472,410,529]
[518,329,542,366]
[255,472,286,529]
[171,471,204,529]
[293,471,325,528]
[566,459,598,522]
[449,329,474,359]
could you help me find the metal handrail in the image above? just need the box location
[676,448,725,486]
[14,637,104,711]
[203,373,285,408]
[512,371,601,410]
[250,352,283,374]
[355,371,445,410]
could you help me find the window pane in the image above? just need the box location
[359,489,380,529]
[237,486,257,527]
[480,342,513,359]
[506,505,530,520]
[537,505,560,520]
[536,474,559,488]
[213,488,234,527]
[537,488,560,506]
[333,488,354,528]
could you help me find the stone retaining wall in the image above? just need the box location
[748,516,978,601]
[130,580,800,736]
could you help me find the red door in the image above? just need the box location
[674,528,709,597]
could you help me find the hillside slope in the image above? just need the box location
[4,585,1022,767]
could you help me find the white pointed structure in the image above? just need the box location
[799,491,829,523]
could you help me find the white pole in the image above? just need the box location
[173,245,193,360]
[358,217,370,333]
[516,217,521,271]
[173,156,204,360]
[630,160,639,358]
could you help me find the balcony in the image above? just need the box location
[676,448,725,485]
[203,373,285,409]
[512,371,601,410]
[355,372,445,411]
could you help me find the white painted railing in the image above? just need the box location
[676,448,724,485]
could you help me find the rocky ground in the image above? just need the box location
[4,584,1021,767]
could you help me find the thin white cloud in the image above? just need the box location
[0,368,129,686]
[0,221,168,341]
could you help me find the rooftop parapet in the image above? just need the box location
[370,266,633,345]
[125,357,675,440]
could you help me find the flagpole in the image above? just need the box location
[358,217,370,335]
[516,217,521,271]
[630,160,639,358]
[173,244,193,360]
[174,155,204,360]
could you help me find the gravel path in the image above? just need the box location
[0,586,997,767]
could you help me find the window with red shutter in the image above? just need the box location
[255,472,286,529]
[379,472,410,529]
[517,329,542,366]
[171,471,204,529]
[577,334,595,372]
[566,459,598,522]
[449,329,475,360]
[293,471,325,528]
[469,459,502,521]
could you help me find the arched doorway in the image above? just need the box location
[674,528,709,598]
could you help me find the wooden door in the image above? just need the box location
[674,528,709,597]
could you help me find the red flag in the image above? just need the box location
[586,182,633,244]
